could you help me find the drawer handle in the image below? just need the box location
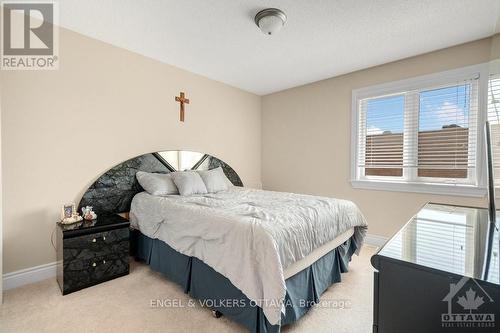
[91,236,107,243]
[91,260,107,267]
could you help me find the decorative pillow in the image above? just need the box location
[197,167,231,193]
[170,171,208,196]
[136,171,178,196]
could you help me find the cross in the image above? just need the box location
[175,92,190,122]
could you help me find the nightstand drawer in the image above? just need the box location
[63,253,129,292]
[57,218,130,295]
[63,228,129,262]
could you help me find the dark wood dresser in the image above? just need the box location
[56,214,130,295]
[372,203,499,333]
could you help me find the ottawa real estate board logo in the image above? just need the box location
[441,276,495,329]
[1,1,59,70]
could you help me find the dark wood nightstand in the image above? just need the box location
[56,214,130,295]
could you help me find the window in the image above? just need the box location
[487,74,500,186]
[352,65,487,196]
[364,95,405,177]
[417,84,473,180]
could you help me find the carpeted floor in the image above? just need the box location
[0,246,377,333]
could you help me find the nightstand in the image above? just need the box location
[56,214,130,295]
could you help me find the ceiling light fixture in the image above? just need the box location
[254,8,287,35]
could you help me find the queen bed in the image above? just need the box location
[79,150,367,333]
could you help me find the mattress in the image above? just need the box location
[283,227,354,279]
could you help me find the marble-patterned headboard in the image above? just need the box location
[78,151,243,215]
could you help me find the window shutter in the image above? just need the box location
[416,82,478,180]
[357,77,479,184]
[487,75,500,185]
[358,95,405,177]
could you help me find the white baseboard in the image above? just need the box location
[3,261,57,291]
[364,233,389,248]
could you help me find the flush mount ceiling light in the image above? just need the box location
[255,8,287,35]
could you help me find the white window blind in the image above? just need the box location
[356,76,479,186]
[487,74,500,185]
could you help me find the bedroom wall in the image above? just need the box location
[0,27,261,274]
[261,36,498,239]
[491,34,500,59]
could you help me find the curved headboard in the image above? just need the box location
[78,151,243,215]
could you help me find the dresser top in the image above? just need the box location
[375,203,499,286]
[57,214,130,238]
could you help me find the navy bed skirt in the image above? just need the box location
[130,230,358,333]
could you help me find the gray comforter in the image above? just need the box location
[130,187,367,325]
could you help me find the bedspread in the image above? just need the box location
[130,187,367,325]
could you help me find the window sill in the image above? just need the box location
[350,179,487,197]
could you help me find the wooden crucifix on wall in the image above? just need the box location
[175,92,190,122]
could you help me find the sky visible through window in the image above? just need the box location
[366,84,470,135]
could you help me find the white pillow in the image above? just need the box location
[136,171,178,196]
[197,167,231,193]
[170,171,208,196]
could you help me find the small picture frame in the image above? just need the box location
[63,203,74,219]
[60,202,82,224]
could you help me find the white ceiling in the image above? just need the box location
[56,0,500,95]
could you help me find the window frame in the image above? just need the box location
[487,73,500,194]
[351,64,489,197]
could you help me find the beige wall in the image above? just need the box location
[491,34,500,60]
[0,28,261,273]
[262,37,498,238]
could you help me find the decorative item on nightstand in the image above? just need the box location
[81,205,97,221]
[60,202,83,224]
[56,214,130,295]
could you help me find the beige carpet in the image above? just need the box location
[1,246,377,333]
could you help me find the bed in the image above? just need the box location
[130,187,366,332]
[78,151,368,333]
